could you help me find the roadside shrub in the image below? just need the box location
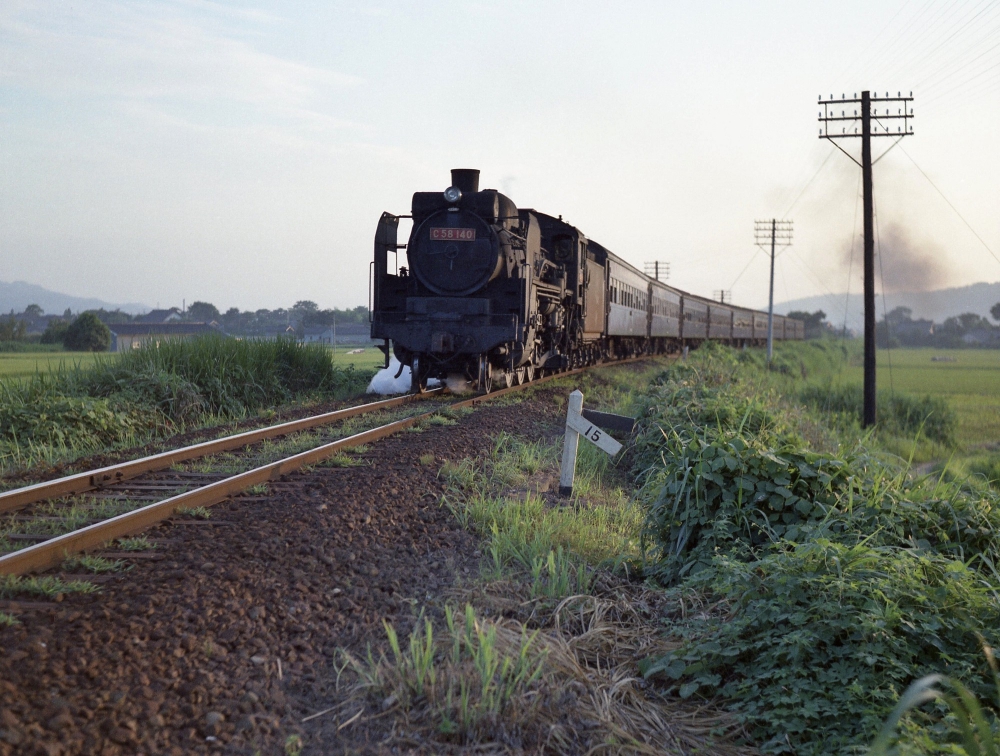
[640,433,853,584]
[800,383,956,445]
[0,393,156,449]
[0,335,370,471]
[94,335,357,415]
[64,312,111,352]
[632,343,1000,754]
[643,541,1000,755]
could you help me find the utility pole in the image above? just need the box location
[754,219,793,363]
[713,290,731,304]
[818,91,913,427]
[644,261,670,281]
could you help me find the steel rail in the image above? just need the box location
[0,389,444,515]
[0,357,652,576]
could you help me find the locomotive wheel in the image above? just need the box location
[515,366,526,385]
[525,364,535,382]
[476,355,493,394]
[499,369,514,389]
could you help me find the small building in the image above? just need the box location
[333,322,377,345]
[893,319,935,339]
[302,326,335,345]
[109,323,222,352]
[962,329,1000,346]
[255,325,298,340]
[139,308,183,324]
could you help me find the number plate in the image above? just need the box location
[565,410,623,456]
[430,227,475,241]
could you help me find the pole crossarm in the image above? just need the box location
[818,92,914,140]
[643,261,670,281]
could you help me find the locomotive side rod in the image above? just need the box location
[0,358,648,576]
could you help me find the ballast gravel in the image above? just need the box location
[0,392,565,755]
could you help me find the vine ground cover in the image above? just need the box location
[631,343,1000,754]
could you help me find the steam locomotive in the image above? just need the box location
[370,169,802,392]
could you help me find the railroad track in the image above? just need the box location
[0,359,628,579]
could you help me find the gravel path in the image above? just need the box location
[0,389,565,756]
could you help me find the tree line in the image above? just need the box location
[0,300,371,352]
[787,305,1000,348]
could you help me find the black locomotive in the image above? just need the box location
[370,169,802,392]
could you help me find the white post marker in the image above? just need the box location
[559,390,625,496]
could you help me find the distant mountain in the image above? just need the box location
[0,280,150,316]
[774,281,1000,332]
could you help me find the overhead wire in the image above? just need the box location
[897,143,1000,267]
[728,247,765,291]
[897,0,1000,85]
[843,173,863,339]
[781,150,836,219]
[843,0,937,84]
[883,0,994,83]
[880,0,970,80]
[917,34,1000,93]
[924,57,1000,104]
[835,0,915,84]
[873,194,895,397]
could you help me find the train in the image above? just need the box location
[370,169,803,392]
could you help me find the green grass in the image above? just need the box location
[62,555,127,573]
[0,574,99,598]
[0,343,384,377]
[0,336,373,475]
[835,348,1000,449]
[348,604,546,744]
[329,345,385,371]
[0,351,106,380]
[117,536,154,551]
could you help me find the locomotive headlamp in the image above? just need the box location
[443,186,462,204]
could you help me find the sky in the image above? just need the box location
[1,0,998,318]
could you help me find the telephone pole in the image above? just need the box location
[818,91,913,427]
[644,261,670,281]
[754,219,793,363]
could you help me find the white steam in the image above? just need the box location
[366,356,442,395]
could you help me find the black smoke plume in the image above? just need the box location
[842,222,949,293]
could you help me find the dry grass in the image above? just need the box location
[335,574,753,755]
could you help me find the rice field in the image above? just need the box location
[0,344,384,381]
[0,351,106,380]
[836,348,1000,448]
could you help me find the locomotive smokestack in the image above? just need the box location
[451,169,480,194]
